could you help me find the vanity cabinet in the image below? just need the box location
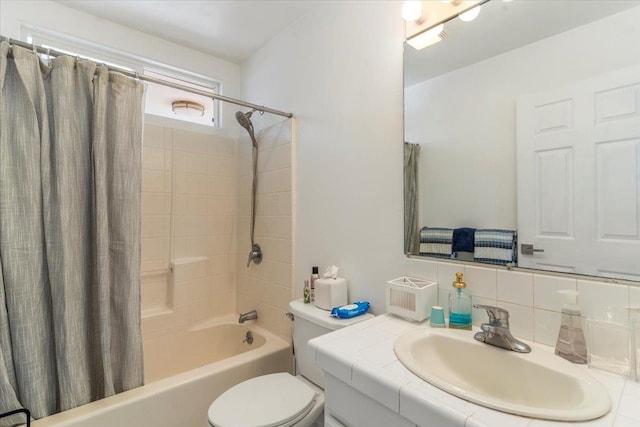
[324,374,418,427]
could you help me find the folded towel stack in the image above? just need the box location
[473,229,517,266]
[419,227,453,258]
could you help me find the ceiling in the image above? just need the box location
[54,0,320,64]
[404,0,640,86]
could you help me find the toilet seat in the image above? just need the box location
[208,373,318,427]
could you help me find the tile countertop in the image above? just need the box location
[307,314,640,427]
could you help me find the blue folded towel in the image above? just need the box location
[452,228,476,253]
[474,229,517,266]
[419,227,453,258]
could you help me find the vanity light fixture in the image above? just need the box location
[171,100,205,117]
[459,5,481,22]
[406,24,446,50]
[402,1,424,24]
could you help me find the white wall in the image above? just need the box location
[0,0,241,130]
[241,1,407,313]
[405,6,640,230]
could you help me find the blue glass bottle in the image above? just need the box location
[448,272,472,330]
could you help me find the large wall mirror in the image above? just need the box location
[404,0,640,282]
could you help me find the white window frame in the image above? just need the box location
[23,26,221,128]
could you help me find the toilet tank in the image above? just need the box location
[288,299,373,388]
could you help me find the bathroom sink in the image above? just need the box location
[394,328,611,421]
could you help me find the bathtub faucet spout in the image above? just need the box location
[239,310,258,323]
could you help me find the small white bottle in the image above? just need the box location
[555,290,587,364]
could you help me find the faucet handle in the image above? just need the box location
[473,304,509,327]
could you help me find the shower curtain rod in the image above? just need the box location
[2,37,293,119]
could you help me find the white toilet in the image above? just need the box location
[207,299,374,427]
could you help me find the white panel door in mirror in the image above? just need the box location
[518,65,640,281]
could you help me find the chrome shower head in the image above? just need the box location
[235,110,254,131]
[235,109,258,148]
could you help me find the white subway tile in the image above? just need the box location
[438,262,464,291]
[439,289,451,313]
[533,274,576,312]
[497,270,533,306]
[410,259,438,282]
[465,265,497,300]
[578,279,629,322]
[471,296,497,327]
[534,308,561,347]
[496,302,534,341]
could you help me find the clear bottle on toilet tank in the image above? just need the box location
[449,272,472,330]
[303,280,310,304]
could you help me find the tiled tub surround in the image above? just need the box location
[406,258,640,352]
[309,314,640,427]
[236,119,295,340]
[141,123,238,340]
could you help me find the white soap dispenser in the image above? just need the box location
[555,290,587,364]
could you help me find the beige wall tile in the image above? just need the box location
[142,146,165,170]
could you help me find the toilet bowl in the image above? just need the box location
[207,300,373,427]
[207,373,324,427]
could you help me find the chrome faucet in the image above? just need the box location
[238,310,258,323]
[473,305,531,353]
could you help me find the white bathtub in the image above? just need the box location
[31,317,292,427]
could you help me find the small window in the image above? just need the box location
[25,29,220,127]
[144,71,218,127]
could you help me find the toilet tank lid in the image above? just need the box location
[288,299,374,331]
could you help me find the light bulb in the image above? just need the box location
[401,1,423,22]
[459,5,481,22]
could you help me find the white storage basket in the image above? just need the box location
[385,276,437,321]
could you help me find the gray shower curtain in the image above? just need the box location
[404,142,420,255]
[0,41,143,423]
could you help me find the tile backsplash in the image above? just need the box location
[407,258,636,348]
